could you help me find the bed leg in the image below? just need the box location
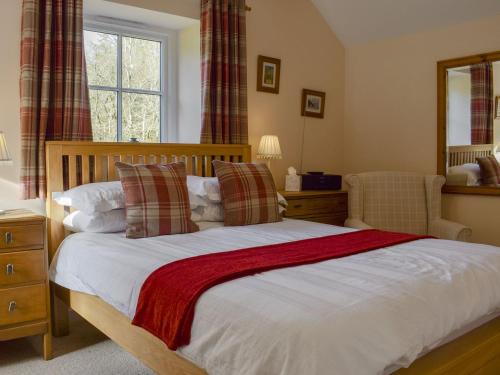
[51,287,69,337]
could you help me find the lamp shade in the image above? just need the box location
[0,132,11,164]
[257,135,282,160]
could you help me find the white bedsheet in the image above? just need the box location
[50,219,500,375]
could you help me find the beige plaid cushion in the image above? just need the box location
[476,156,500,186]
[360,173,428,235]
[213,161,281,226]
[116,162,199,239]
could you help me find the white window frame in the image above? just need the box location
[84,18,178,142]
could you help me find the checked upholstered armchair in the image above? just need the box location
[344,172,472,242]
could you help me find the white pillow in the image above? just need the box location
[277,192,287,212]
[55,180,207,213]
[189,192,209,208]
[54,181,125,215]
[447,163,482,186]
[187,175,221,202]
[191,202,224,222]
[63,209,126,233]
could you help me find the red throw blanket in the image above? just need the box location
[132,229,430,350]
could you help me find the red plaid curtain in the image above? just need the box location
[200,0,248,144]
[470,62,493,145]
[20,0,92,199]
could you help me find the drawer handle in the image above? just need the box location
[8,301,16,313]
[6,263,14,275]
[4,232,13,245]
[293,204,303,209]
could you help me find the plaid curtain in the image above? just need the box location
[200,0,248,144]
[470,62,493,145]
[20,0,92,199]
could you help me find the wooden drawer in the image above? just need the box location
[0,284,46,326]
[288,213,347,226]
[0,223,44,251]
[0,250,45,287]
[285,195,347,217]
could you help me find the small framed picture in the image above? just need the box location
[301,89,326,118]
[257,55,281,94]
[496,96,500,119]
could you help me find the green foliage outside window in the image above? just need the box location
[85,30,162,142]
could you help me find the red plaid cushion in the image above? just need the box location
[116,162,199,238]
[476,156,500,186]
[213,161,281,226]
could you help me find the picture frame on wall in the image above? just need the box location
[257,55,281,94]
[301,89,326,118]
[496,96,500,119]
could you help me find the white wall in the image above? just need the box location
[107,0,199,19]
[447,71,471,146]
[178,22,201,143]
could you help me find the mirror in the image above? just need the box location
[437,51,500,196]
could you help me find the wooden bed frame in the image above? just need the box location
[447,144,493,167]
[46,141,500,374]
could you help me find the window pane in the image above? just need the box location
[89,90,117,141]
[122,37,161,91]
[84,30,117,87]
[122,93,160,142]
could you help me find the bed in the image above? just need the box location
[46,142,500,375]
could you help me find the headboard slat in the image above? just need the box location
[81,155,90,185]
[46,142,251,261]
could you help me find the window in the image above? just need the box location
[84,24,170,142]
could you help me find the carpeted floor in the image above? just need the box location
[0,312,155,375]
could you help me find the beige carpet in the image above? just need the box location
[0,312,155,375]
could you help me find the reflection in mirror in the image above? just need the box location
[446,61,500,188]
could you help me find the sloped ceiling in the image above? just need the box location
[311,0,500,46]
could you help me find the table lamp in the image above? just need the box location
[0,131,11,166]
[0,131,12,215]
[257,135,282,168]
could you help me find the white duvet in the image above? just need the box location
[50,219,500,375]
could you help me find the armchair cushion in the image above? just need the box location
[357,172,427,235]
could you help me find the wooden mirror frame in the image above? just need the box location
[437,50,500,196]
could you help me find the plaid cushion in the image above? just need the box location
[213,161,281,226]
[476,156,500,186]
[116,162,198,238]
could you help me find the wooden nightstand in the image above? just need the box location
[0,209,52,360]
[279,190,348,226]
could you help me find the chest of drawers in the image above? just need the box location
[280,190,348,226]
[0,209,51,359]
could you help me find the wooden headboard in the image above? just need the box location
[45,141,251,261]
[447,144,493,167]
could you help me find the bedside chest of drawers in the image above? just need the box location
[279,190,348,226]
[0,209,51,360]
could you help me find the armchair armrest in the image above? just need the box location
[344,218,373,230]
[429,219,472,242]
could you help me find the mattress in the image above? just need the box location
[50,219,500,375]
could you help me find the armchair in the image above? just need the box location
[344,172,471,242]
